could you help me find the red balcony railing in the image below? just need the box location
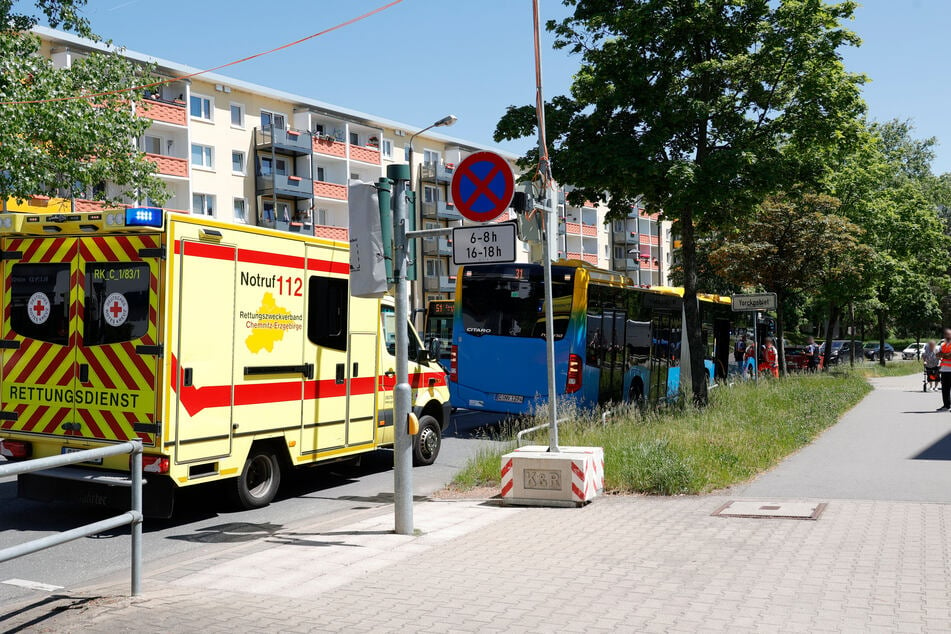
[565,222,581,235]
[313,137,347,158]
[137,98,187,126]
[314,225,349,241]
[314,181,348,200]
[350,144,381,165]
[145,153,188,178]
[581,224,597,237]
[583,253,598,265]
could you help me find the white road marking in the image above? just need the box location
[2,578,64,592]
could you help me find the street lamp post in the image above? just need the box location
[392,115,456,536]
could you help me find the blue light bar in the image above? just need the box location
[125,207,163,228]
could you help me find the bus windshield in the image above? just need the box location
[460,265,575,339]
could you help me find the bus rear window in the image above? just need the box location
[83,263,150,346]
[10,263,71,345]
[460,266,574,339]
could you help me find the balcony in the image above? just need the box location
[565,221,581,235]
[137,98,186,127]
[421,162,454,184]
[314,180,348,201]
[566,251,582,260]
[581,223,598,237]
[255,127,312,156]
[314,225,349,242]
[613,230,638,244]
[145,153,188,178]
[424,275,457,293]
[421,200,461,221]
[423,237,453,257]
[582,254,599,266]
[350,144,381,165]
[313,136,347,159]
[613,258,640,271]
[557,221,566,236]
[256,174,314,201]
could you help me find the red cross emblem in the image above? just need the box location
[33,300,46,316]
[109,301,124,319]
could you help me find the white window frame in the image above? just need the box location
[141,135,164,155]
[381,139,393,159]
[192,193,215,217]
[190,93,213,122]
[423,149,440,165]
[423,185,439,204]
[231,150,246,175]
[233,197,247,224]
[190,143,214,170]
[230,102,245,129]
[349,131,360,146]
[260,109,286,130]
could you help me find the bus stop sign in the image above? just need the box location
[450,151,515,223]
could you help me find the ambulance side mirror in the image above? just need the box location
[428,338,442,361]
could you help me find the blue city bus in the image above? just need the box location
[448,261,731,415]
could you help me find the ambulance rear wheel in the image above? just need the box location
[413,416,441,466]
[232,448,281,509]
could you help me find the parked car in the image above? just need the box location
[831,340,859,365]
[785,346,824,371]
[864,342,895,361]
[902,343,925,360]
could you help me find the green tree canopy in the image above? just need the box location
[0,1,166,206]
[496,0,866,403]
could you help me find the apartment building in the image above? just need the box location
[30,27,671,306]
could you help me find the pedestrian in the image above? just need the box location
[937,329,951,411]
[804,336,820,372]
[922,340,940,391]
[762,336,780,378]
[734,334,747,375]
[744,340,757,378]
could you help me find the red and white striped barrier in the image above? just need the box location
[500,446,604,507]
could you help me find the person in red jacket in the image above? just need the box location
[937,329,951,410]
[761,337,780,378]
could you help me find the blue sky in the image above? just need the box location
[74,0,951,173]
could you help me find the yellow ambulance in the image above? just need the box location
[0,208,450,516]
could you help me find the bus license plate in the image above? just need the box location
[496,394,524,404]
[61,446,102,465]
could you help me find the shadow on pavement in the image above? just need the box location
[912,431,951,461]
[0,594,100,633]
[165,521,285,544]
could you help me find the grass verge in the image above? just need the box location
[451,372,872,495]
[849,360,921,378]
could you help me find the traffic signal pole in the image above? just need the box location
[389,164,414,536]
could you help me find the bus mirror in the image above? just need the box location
[428,338,442,361]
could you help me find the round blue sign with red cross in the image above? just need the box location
[450,151,515,223]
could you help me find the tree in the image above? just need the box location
[495,0,865,404]
[706,193,872,373]
[0,2,166,206]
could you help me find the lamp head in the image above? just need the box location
[435,114,458,128]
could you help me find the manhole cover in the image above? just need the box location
[712,500,826,520]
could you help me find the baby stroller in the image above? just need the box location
[924,365,940,392]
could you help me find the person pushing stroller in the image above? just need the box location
[922,340,940,392]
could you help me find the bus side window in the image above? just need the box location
[307,276,347,351]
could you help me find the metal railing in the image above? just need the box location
[0,441,143,595]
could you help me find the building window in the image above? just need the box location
[192,193,215,216]
[423,149,440,165]
[230,103,245,128]
[316,166,325,182]
[260,110,285,130]
[141,135,163,155]
[260,156,287,176]
[190,94,212,121]
[307,276,348,351]
[231,151,245,175]
[612,220,623,232]
[403,144,411,161]
[381,139,393,158]
[233,198,247,223]
[614,246,624,259]
[349,131,359,145]
[316,208,328,225]
[191,144,213,169]
[425,259,444,278]
[313,123,324,135]
[423,186,438,204]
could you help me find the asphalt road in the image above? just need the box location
[0,409,510,610]
[737,372,951,502]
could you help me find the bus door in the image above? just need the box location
[598,309,627,402]
[649,311,677,403]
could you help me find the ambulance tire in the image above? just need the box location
[232,448,282,509]
[412,415,442,466]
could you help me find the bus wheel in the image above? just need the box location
[413,416,442,466]
[231,448,282,509]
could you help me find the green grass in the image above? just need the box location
[451,372,872,495]
[848,360,921,378]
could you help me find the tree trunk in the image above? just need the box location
[775,290,786,377]
[680,205,707,407]
[878,310,887,367]
[822,304,840,371]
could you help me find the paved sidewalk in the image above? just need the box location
[739,372,951,502]
[4,371,951,632]
[3,494,951,632]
